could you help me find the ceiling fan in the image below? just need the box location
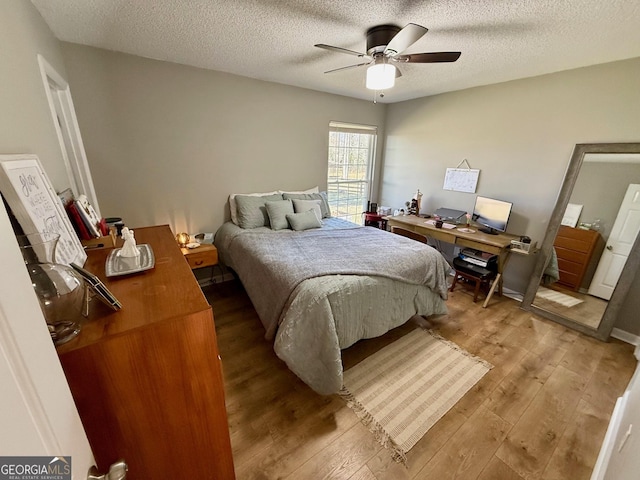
[315,23,461,91]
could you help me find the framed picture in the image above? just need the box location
[0,154,86,266]
[70,263,122,311]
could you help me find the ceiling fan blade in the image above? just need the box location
[394,52,461,63]
[324,62,370,74]
[315,44,367,58]
[383,23,428,55]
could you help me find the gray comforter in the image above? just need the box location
[215,219,451,393]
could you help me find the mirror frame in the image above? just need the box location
[522,142,640,340]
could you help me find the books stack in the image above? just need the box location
[459,248,498,269]
[58,188,108,240]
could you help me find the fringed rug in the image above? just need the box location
[536,286,584,307]
[339,329,492,465]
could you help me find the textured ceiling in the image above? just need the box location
[31,0,640,103]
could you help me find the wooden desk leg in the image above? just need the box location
[483,273,502,308]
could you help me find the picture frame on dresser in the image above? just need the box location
[0,154,86,266]
[70,262,121,311]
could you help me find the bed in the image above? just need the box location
[215,208,451,395]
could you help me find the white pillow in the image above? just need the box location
[292,199,322,222]
[229,191,279,225]
[279,186,319,195]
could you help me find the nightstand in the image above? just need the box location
[181,243,218,270]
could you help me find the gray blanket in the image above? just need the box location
[223,222,451,339]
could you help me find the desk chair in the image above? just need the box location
[391,226,445,252]
[391,226,428,244]
[450,256,498,303]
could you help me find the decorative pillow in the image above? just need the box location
[292,199,322,222]
[318,191,331,218]
[229,190,279,225]
[235,193,283,229]
[283,192,331,218]
[265,199,294,230]
[279,186,319,195]
[286,210,322,231]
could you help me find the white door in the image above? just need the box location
[589,184,640,300]
[0,203,95,478]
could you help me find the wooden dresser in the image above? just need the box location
[57,225,235,479]
[553,225,603,291]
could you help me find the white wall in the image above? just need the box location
[380,58,640,332]
[59,43,387,235]
[0,0,71,190]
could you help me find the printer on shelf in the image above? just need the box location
[458,248,498,270]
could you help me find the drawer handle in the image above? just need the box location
[195,260,204,266]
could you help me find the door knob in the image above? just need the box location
[87,460,127,480]
[606,245,613,251]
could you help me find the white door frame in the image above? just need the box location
[37,54,101,217]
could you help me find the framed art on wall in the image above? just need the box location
[0,154,86,266]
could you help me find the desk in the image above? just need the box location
[386,215,520,307]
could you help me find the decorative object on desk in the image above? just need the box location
[340,328,491,464]
[17,232,83,346]
[443,159,480,193]
[176,232,190,247]
[119,227,139,257]
[105,243,155,277]
[70,262,121,312]
[0,154,86,266]
[412,189,423,215]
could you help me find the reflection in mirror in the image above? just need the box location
[522,143,640,340]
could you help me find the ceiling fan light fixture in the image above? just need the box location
[366,61,395,90]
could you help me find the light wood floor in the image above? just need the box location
[204,280,636,480]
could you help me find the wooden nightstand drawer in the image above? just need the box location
[181,244,218,270]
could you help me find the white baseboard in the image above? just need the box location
[611,328,640,350]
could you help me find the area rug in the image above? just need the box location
[535,286,584,307]
[339,329,492,464]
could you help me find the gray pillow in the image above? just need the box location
[265,199,294,230]
[286,210,322,231]
[283,192,331,218]
[235,193,283,229]
[292,199,322,222]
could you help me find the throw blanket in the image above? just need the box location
[542,247,560,284]
[225,224,451,339]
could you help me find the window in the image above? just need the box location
[327,122,377,224]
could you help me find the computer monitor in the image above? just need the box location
[472,196,512,235]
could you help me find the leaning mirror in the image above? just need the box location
[522,143,640,340]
